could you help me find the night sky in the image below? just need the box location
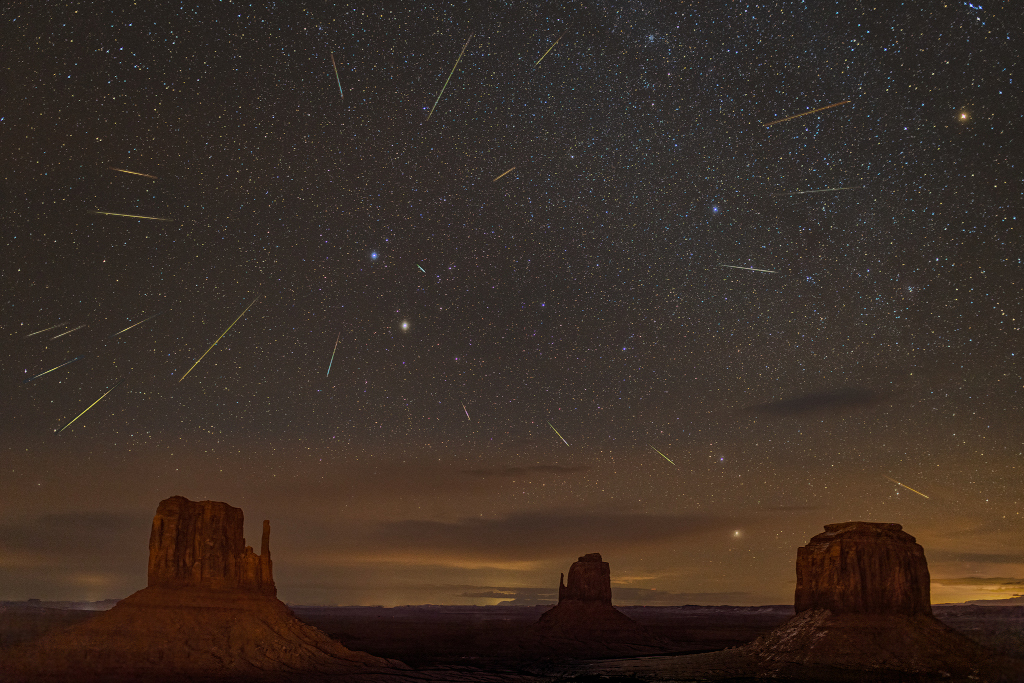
[2,1,1021,607]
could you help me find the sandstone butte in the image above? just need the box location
[746,521,992,675]
[578,521,1021,682]
[0,496,411,682]
[532,552,669,655]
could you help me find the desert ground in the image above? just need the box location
[3,600,1023,681]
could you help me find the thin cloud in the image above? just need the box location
[745,388,892,417]
[299,510,737,568]
[931,577,1024,587]
[454,585,752,606]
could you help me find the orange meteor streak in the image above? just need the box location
[884,475,930,499]
[109,167,157,179]
[764,100,851,127]
[493,166,516,182]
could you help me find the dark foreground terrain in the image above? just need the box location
[3,601,1023,681]
[292,604,797,668]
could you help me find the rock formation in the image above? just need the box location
[794,521,930,616]
[0,496,406,682]
[147,496,275,594]
[532,553,669,656]
[557,552,613,604]
[746,521,990,676]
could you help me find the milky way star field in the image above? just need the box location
[1,1,1021,607]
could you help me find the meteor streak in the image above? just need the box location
[417,264,427,273]
[26,323,66,337]
[179,295,260,382]
[721,264,777,274]
[50,324,85,339]
[547,420,569,446]
[109,167,157,179]
[91,211,173,221]
[493,166,516,182]
[427,33,473,121]
[534,32,565,67]
[24,355,84,384]
[884,475,930,499]
[774,186,863,197]
[55,376,127,433]
[462,403,471,421]
[109,311,163,338]
[649,445,676,465]
[326,332,340,377]
[764,100,851,127]
[329,52,343,99]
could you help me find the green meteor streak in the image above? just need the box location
[326,332,340,377]
[773,186,863,197]
[179,295,260,382]
[547,420,569,446]
[720,264,777,274]
[25,323,66,337]
[110,311,163,338]
[56,377,126,433]
[25,355,84,384]
[330,52,343,99]
[50,324,85,339]
[427,34,473,121]
[91,211,173,221]
[534,32,565,67]
[650,445,676,465]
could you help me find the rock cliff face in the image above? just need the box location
[148,495,275,595]
[794,521,930,616]
[1,496,405,682]
[148,491,274,598]
[557,553,613,604]
[746,521,988,676]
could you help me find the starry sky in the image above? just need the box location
[2,1,1022,607]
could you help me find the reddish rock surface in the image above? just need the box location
[746,521,990,676]
[148,495,275,595]
[794,521,930,616]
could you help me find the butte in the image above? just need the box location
[746,521,996,677]
[577,522,1020,681]
[0,495,407,682]
[528,552,669,656]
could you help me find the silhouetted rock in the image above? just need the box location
[746,521,993,677]
[148,495,275,595]
[795,521,929,616]
[0,496,410,682]
[532,553,670,656]
[557,552,612,604]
